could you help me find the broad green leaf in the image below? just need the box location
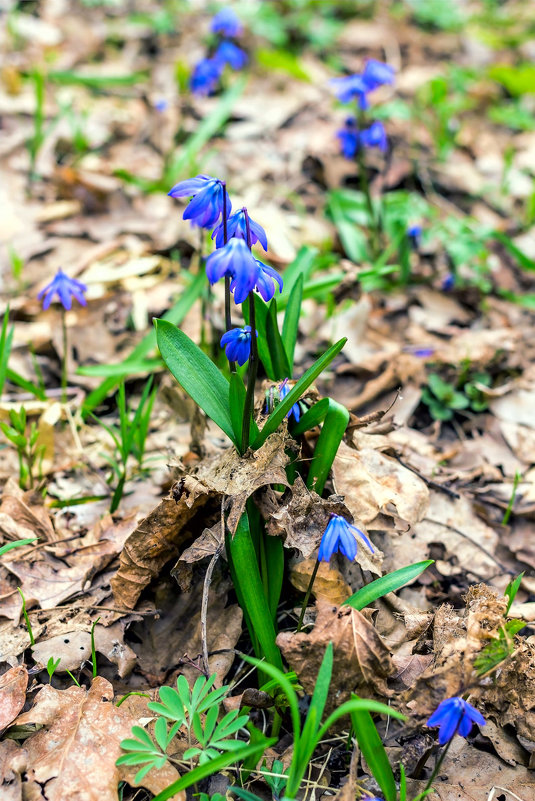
[306,398,349,495]
[343,561,434,610]
[351,706,396,801]
[251,338,346,450]
[489,63,535,96]
[229,372,246,446]
[155,320,235,443]
[281,273,303,373]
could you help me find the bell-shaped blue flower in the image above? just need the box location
[362,59,395,90]
[254,260,283,302]
[220,325,254,365]
[190,57,222,96]
[279,379,301,423]
[318,515,374,562]
[38,268,88,311]
[427,697,485,745]
[359,121,388,152]
[442,273,455,291]
[215,40,248,70]
[206,238,260,303]
[330,74,370,109]
[211,8,243,37]
[168,175,231,229]
[212,209,268,250]
[407,224,422,249]
[336,117,359,158]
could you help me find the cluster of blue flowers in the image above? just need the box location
[331,59,394,159]
[191,8,247,96]
[168,173,282,365]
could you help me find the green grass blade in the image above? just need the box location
[243,295,274,379]
[76,358,163,377]
[81,270,205,416]
[266,299,291,380]
[317,698,405,743]
[306,399,349,495]
[300,642,333,756]
[0,538,37,558]
[278,246,318,304]
[281,273,303,373]
[251,338,346,450]
[343,561,434,610]
[155,320,235,443]
[291,397,329,436]
[229,372,246,448]
[6,368,47,401]
[49,70,148,87]
[351,706,397,801]
[0,308,14,397]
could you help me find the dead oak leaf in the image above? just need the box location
[277,600,394,707]
[0,666,28,731]
[12,676,184,801]
[0,739,27,801]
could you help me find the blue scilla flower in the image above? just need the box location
[407,224,422,249]
[318,514,374,562]
[336,117,359,159]
[442,273,455,291]
[211,8,243,37]
[330,74,371,109]
[168,174,231,229]
[212,209,268,250]
[220,325,254,365]
[190,57,222,96]
[38,268,88,311]
[360,121,388,152]
[279,379,301,423]
[215,40,248,70]
[362,59,395,90]
[254,260,283,302]
[427,697,485,745]
[206,238,259,303]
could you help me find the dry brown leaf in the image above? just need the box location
[290,559,352,605]
[0,666,28,730]
[0,739,27,801]
[0,479,55,544]
[277,600,394,706]
[12,676,184,801]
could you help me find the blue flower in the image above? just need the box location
[359,121,388,152]
[212,209,268,250]
[206,238,259,303]
[330,74,371,109]
[254,260,283,302]
[362,59,395,90]
[427,697,485,745]
[190,57,222,96]
[38,268,87,311]
[318,515,374,562]
[215,40,248,70]
[168,174,231,229]
[407,224,422,249]
[336,117,359,158]
[220,325,254,365]
[403,345,435,358]
[154,98,169,112]
[279,379,301,423]
[211,8,243,37]
[442,273,455,291]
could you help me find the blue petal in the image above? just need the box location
[168,175,212,198]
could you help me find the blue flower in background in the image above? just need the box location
[38,268,88,311]
[442,273,455,291]
[279,379,301,423]
[407,224,422,249]
[318,515,374,562]
[211,8,243,37]
[254,260,283,302]
[212,208,268,250]
[336,117,359,158]
[190,57,222,96]
[168,174,231,229]
[330,74,371,108]
[359,120,388,152]
[362,59,395,90]
[215,40,248,70]
[154,98,169,112]
[206,238,260,303]
[427,697,485,745]
[220,325,254,365]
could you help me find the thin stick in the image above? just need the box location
[61,309,68,404]
[296,559,320,632]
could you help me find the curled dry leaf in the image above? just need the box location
[12,676,184,801]
[0,665,28,730]
[0,478,55,543]
[277,600,394,707]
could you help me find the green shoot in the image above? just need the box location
[502,470,521,526]
[17,587,35,646]
[47,657,61,682]
[90,617,100,678]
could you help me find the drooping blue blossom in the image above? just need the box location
[403,345,435,358]
[212,208,268,250]
[211,8,243,38]
[362,59,395,90]
[253,260,283,302]
[330,74,371,109]
[427,697,485,745]
[168,175,231,229]
[336,117,359,158]
[359,121,388,152]
[206,238,260,303]
[407,224,422,249]
[442,273,455,291]
[215,40,248,70]
[38,268,88,311]
[318,515,374,563]
[279,379,301,423]
[190,57,222,96]
[220,325,254,366]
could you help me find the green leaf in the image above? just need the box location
[256,49,311,82]
[76,358,163,377]
[306,398,349,495]
[343,561,434,610]
[155,319,235,444]
[489,63,535,96]
[505,572,524,615]
[299,643,333,761]
[229,372,246,446]
[317,698,405,743]
[5,368,46,401]
[49,70,148,87]
[0,308,14,397]
[0,538,37,558]
[278,246,318,305]
[493,231,535,272]
[243,294,273,379]
[351,705,397,801]
[265,299,291,380]
[251,338,346,450]
[281,273,303,374]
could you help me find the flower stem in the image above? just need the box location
[222,183,236,372]
[296,559,320,632]
[356,107,380,260]
[420,724,459,799]
[61,308,68,404]
[240,210,257,453]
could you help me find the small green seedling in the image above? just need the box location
[421,374,470,421]
[474,573,526,676]
[0,407,44,489]
[47,657,61,682]
[17,587,35,646]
